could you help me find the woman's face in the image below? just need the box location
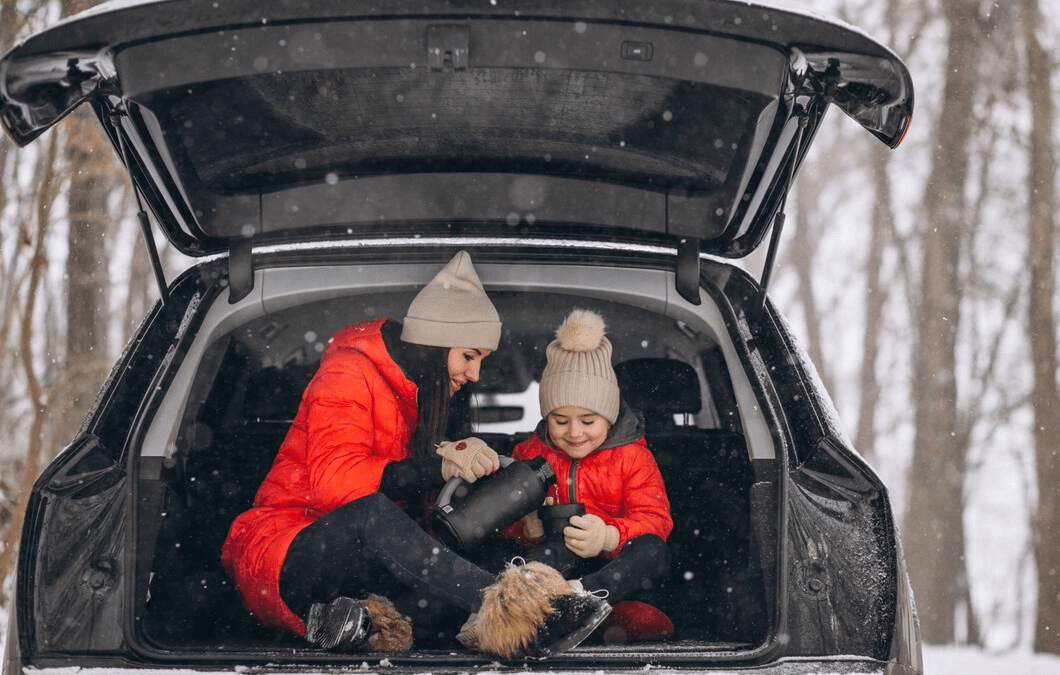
[446,347,492,393]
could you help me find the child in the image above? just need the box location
[503,309,674,640]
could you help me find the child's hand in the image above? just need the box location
[522,511,544,540]
[564,514,619,558]
[521,496,553,540]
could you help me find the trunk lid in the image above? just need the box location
[0,0,912,259]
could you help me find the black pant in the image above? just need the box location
[279,492,496,620]
[526,533,671,602]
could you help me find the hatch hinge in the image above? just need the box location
[111,114,172,316]
[428,25,469,70]
[228,238,254,303]
[676,238,702,305]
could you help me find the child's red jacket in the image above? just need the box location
[507,407,673,556]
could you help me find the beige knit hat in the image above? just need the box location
[401,251,502,350]
[539,309,620,424]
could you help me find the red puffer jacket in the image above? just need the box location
[509,413,673,556]
[221,318,417,635]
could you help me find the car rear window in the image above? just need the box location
[153,68,766,194]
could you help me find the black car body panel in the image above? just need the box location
[6,246,921,674]
[1,1,921,674]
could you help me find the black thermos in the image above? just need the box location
[432,456,556,550]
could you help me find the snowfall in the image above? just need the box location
[1,2,1059,675]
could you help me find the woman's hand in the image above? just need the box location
[564,514,620,558]
[436,437,500,483]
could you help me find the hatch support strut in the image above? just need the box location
[112,115,171,313]
[758,209,787,305]
[758,109,809,307]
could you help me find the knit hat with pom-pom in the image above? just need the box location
[539,309,620,424]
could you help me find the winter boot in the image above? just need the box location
[361,594,414,651]
[304,594,413,652]
[304,596,371,652]
[474,560,611,660]
[597,600,674,644]
[527,588,613,658]
[456,612,480,650]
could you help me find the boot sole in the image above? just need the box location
[305,597,372,651]
[528,598,612,659]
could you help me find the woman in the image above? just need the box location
[221,251,609,658]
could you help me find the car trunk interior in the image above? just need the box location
[135,287,775,657]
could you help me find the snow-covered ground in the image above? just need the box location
[1,611,1058,675]
[924,644,1060,674]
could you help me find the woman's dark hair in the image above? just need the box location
[382,321,474,457]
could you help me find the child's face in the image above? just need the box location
[546,406,610,459]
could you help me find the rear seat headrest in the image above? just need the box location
[243,364,316,422]
[615,358,702,416]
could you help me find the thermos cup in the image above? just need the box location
[432,456,556,550]
[539,502,586,538]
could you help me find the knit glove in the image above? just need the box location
[521,511,545,541]
[564,514,620,558]
[436,437,499,483]
[521,496,553,541]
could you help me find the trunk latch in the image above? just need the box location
[428,25,470,70]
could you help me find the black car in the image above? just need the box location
[0,0,919,673]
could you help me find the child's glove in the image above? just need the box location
[564,514,620,558]
[521,511,545,541]
[521,496,552,541]
[436,437,499,483]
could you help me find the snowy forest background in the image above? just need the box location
[1,0,1060,667]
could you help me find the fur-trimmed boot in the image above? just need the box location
[473,560,611,660]
[361,594,414,651]
[304,594,413,652]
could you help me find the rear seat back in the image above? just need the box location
[616,358,767,641]
[144,362,314,648]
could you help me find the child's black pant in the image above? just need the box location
[526,533,670,602]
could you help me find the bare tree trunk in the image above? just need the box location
[1019,0,1060,655]
[904,0,980,645]
[0,133,59,607]
[49,107,118,453]
[789,187,835,394]
[854,143,892,463]
[0,0,22,55]
[122,188,155,343]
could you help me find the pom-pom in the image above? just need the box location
[554,309,606,352]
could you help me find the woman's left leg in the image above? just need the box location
[281,492,496,618]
